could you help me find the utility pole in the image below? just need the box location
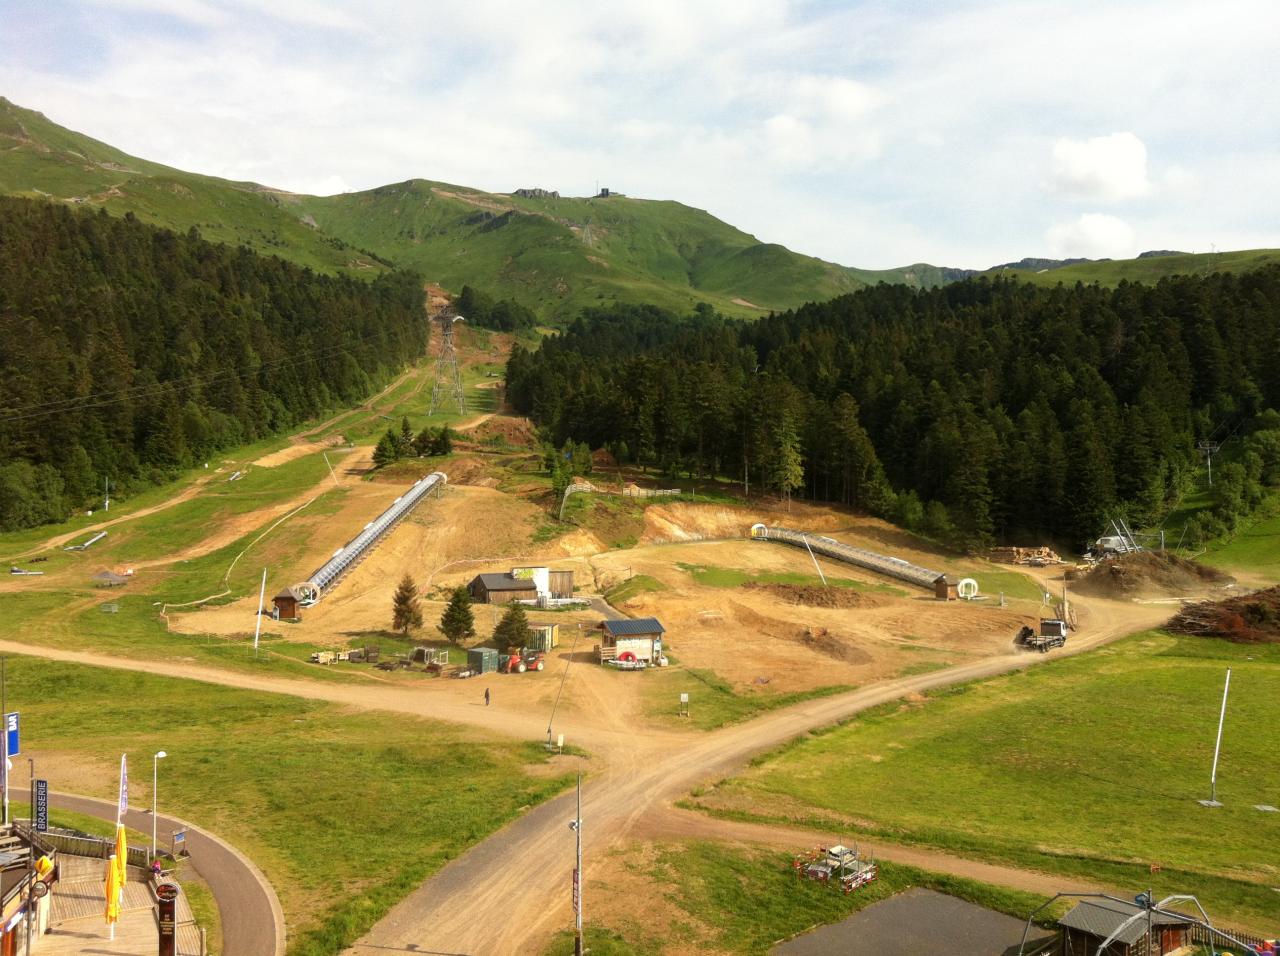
[1198,441,1221,487]
[428,312,467,416]
[572,772,584,956]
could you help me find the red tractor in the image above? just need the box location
[499,650,546,674]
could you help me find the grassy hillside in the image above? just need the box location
[0,96,936,320]
[989,248,1280,287]
[0,96,390,277]
[292,180,896,319]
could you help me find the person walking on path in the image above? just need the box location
[484,687,490,706]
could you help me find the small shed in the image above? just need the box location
[598,617,665,664]
[934,575,958,601]
[467,647,500,674]
[527,623,560,653]
[92,570,128,589]
[273,587,305,621]
[469,573,538,605]
[1057,899,1195,956]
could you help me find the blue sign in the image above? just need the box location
[34,780,47,832]
[4,713,17,757]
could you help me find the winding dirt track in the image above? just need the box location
[0,586,1165,956]
[340,595,1167,956]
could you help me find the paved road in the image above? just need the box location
[36,787,285,956]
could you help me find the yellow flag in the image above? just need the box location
[104,853,121,924]
[113,824,128,893]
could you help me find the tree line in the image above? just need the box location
[505,274,1280,548]
[0,197,427,530]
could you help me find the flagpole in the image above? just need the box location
[253,568,267,657]
[2,656,8,827]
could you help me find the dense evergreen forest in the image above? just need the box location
[0,197,426,530]
[507,274,1280,548]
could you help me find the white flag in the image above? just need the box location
[117,754,128,823]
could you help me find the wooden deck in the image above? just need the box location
[41,858,203,955]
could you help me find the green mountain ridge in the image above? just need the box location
[3,95,1278,318]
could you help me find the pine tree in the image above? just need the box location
[439,586,475,645]
[373,430,399,468]
[391,573,423,635]
[492,602,531,651]
[435,426,453,455]
[771,413,804,508]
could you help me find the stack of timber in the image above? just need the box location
[989,545,1062,566]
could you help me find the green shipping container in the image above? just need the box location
[468,646,500,674]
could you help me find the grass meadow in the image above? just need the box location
[685,631,1280,931]
[10,656,573,956]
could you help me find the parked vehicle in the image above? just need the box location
[500,650,546,673]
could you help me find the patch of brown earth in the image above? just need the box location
[743,582,868,609]
[1075,551,1234,598]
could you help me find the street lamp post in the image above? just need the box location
[151,751,167,861]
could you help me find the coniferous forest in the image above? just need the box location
[0,197,426,530]
[507,273,1280,548]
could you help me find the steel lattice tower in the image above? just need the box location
[428,312,467,415]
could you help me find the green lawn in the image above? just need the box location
[604,574,668,605]
[1199,498,1280,580]
[676,562,908,596]
[542,842,1052,955]
[642,666,851,731]
[10,656,573,956]
[685,632,1280,930]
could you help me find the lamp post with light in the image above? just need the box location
[151,751,167,861]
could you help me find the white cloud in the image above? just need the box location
[1,0,1277,270]
[1046,213,1137,259]
[1051,132,1150,201]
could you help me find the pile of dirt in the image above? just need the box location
[743,583,864,608]
[1074,551,1233,597]
[1167,586,1280,643]
[797,626,871,664]
[462,415,536,449]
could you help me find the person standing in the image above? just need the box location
[484,687,490,706]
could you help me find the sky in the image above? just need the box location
[2,0,1278,269]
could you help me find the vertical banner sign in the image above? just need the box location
[156,883,179,956]
[34,779,47,832]
[572,867,580,910]
[4,713,17,757]
[117,754,128,822]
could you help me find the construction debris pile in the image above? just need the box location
[1167,586,1280,644]
[989,546,1062,566]
[1073,552,1233,597]
[743,583,864,608]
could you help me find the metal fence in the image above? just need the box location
[26,825,150,869]
[1188,922,1272,951]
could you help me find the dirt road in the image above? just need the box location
[342,595,1168,955]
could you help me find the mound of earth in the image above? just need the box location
[462,415,537,449]
[1167,586,1280,643]
[743,583,865,608]
[1074,551,1233,597]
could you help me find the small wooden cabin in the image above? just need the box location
[468,573,538,605]
[273,587,305,621]
[598,617,665,664]
[934,575,959,601]
[1057,899,1194,956]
